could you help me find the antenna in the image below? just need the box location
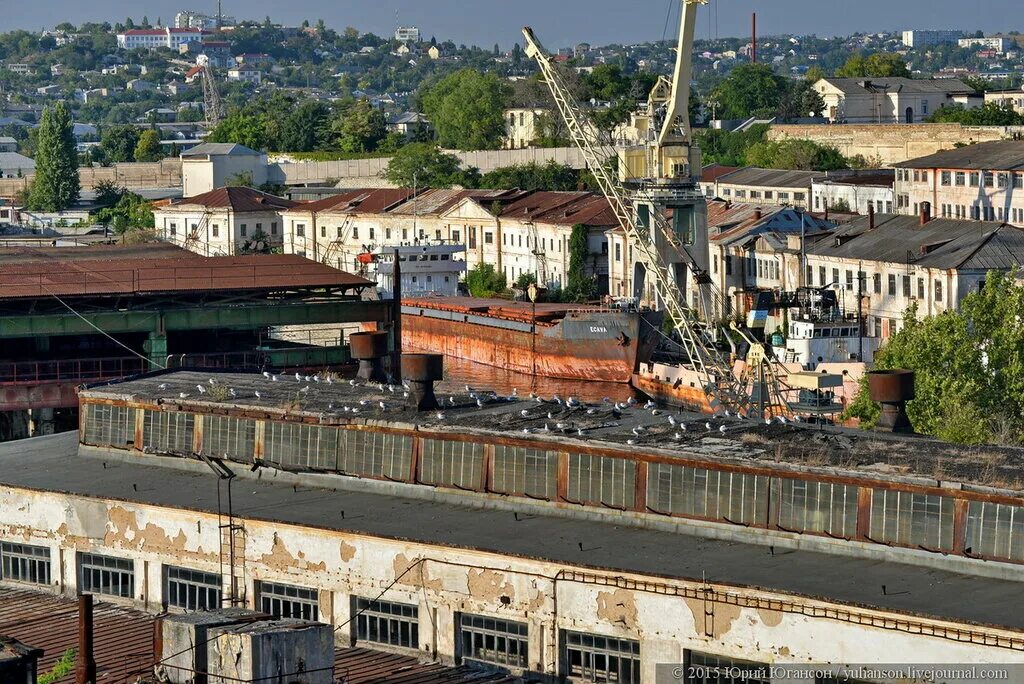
[217,0,223,31]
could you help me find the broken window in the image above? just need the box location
[775,479,859,538]
[83,403,135,448]
[459,613,528,669]
[647,463,769,526]
[165,566,221,611]
[1,542,51,585]
[491,445,557,500]
[419,439,484,490]
[567,453,635,509]
[142,410,194,455]
[338,430,412,480]
[562,631,640,683]
[258,581,318,620]
[354,597,418,649]
[79,552,134,598]
[965,501,1024,562]
[869,490,955,551]
[202,415,255,462]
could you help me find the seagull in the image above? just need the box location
[543,423,551,432]
[577,428,585,436]
[300,386,310,393]
[626,397,637,407]
[512,388,518,397]
[586,408,597,415]
[547,411,554,420]
[719,424,728,434]
[208,378,216,386]
[179,392,188,399]
[631,427,644,436]
[668,415,677,427]
[724,409,731,418]
[465,385,474,392]
[556,422,567,430]
[674,431,682,440]
[651,409,662,416]
[349,379,359,386]
[776,415,788,424]
[328,403,334,410]
[764,418,772,425]
[627,439,637,445]
[359,400,370,407]
[522,428,532,434]
[229,388,237,398]
[529,392,539,400]
[325,376,333,385]
[254,391,261,399]
[158,383,168,390]
[271,375,279,382]
[679,423,687,432]
[351,408,361,414]
[304,375,312,382]
[520,410,530,418]
[705,421,712,431]
[378,401,387,410]
[476,398,485,408]
[644,400,656,410]
[196,385,206,394]
[602,396,612,404]
[449,396,456,406]
[435,411,446,420]
[263,371,271,379]
[553,394,562,404]
[295,372,302,382]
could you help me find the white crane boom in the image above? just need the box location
[522,24,749,413]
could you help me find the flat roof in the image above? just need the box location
[895,141,1024,171]
[0,254,372,299]
[81,370,1024,494]
[3,431,1023,634]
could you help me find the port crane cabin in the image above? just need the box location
[523,1,836,417]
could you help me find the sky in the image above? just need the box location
[0,0,1015,49]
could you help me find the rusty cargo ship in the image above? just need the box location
[401,297,662,383]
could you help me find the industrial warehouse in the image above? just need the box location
[1,365,1023,681]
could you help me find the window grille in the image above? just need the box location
[0,542,51,585]
[562,631,640,683]
[79,552,134,598]
[568,454,635,509]
[142,410,194,454]
[647,463,768,525]
[265,422,336,470]
[775,479,859,538]
[84,404,135,447]
[202,415,256,462]
[354,597,418,648]
[339,430,412,480]
[965,501,1024,562]
[870,490,955,551]
[491,446,557,500]
[459,613,528,668]
[165,566,222,611]
[258,581,318,620]
[686,651,772,684]
[419,439,484,490]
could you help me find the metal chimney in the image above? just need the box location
[867,370,915,433]
[401,353,443,411]
[75,594,96,684]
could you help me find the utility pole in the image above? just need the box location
[751,13,757,64]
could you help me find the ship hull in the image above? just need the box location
[401,300,661,383]
[633,363,716,413]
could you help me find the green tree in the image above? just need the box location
[93,180,126,207]
[563,224,597,302]
[479,161,594,192]
[744,139,849,171]
[133,129,163,162]
[39,649,76,684]
[836,52,910,78]
[383,143,479,188]
[99,125,141,163]
[465,263,507,297]
[208,112,269,150]
[94,191,155,234]
[420,69,511,150]
[776,80,825,120]
[927,102,1024,126]
[27,103,80,211]
[280,99,332,152]
[804,66,826,83]
[694,124,769,167]
[846,272,1024,445]
[334,99,386,153]
[711,64,787,120]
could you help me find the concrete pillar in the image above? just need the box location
[30,408,56,436]
[144,331,168,368]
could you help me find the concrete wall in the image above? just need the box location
[3,482,1023,681]
[0,160,183,198]
[767,124,1024,167]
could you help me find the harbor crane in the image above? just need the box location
[169,57,225,127]
[522,0,791,416]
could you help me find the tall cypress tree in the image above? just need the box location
[28,103,80,212]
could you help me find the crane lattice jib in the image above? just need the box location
[522,26,746,412]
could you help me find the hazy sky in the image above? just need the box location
[0,1,1014,48]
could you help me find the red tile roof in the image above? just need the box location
[175,186,298,212]
[286,188,417,214]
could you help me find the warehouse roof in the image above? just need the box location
[715,167,821,189]
[894,140,1024,171]
[171,186,298,212]
[4,431,1024,635]
[180,142,262,157]
[818,77,974,95]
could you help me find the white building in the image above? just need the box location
[901,29,962,48]
[958,37,1009,53]
[394,26,420,43]
[116,28,204,50]
[366,244,466,298]
[812,170,896,215]
[814,77,976,124]
[226,65,262,85]
[153,186,296,256]
[180,143,268,197]
[985,89,1024,115]
[175,10,236,30]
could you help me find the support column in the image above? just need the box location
[31,408,56,436]
[144,332,168,368]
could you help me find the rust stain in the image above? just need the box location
[758,608,784,628]
[779,646,791,657]
[259,535,326,572]
[393,553,442,591]
[596,589,638,631]
[467,569,515,602]
[339,541,357,562]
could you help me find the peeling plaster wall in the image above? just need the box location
[3,485,1024,678]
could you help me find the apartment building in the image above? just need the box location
[958,37,1010,53]
[893,140,1024,226]
[116,28,204,50]
[153,186,296,255]
[984,89,1024,115]
[901,29,962,48]
[814,77,974,124]
[505,108,552,150]
[811,170,896,215]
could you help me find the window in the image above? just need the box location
[459,614,528,668]
[965,501,1024,562]
[818,266,825,286]
[296,223,305,237]
[568,453,635,509]
[420,439,484,489]
[749,190,761,199]
[452,229,461,242]
[983,171,994,188]
[563,631,639,684]
[955,171,965,186]
[873,273,881,294]
[491,445,557,500]
[969,172,980,187]
[845,270,853,291]
[165,566,221,611]
[776,479,858,538]
[917,277,924,300]
[764,190,773,199]
[998,173,1008,188]
[725,256,733,275]
[778,192,789,200]
[831,268,839,286]
[259,581,318,620]
[143,410,194,454]
[870,490,955,551]
[485,232,494,245]
[794,192,805,202]
[614,243,621,262]
[211,224,219,238]
[935,279,943,302]
[941,171,951,186]
[734,189,746,198]
[240,224,248,237]
[369,227,375,240]
[352,227,359,239]
[202,415,255,462]
[320,226,327,238]
[355,597,418,648]
[888,273,896,296]
[271,222,278,236]
[1,542,51,585]
[79,552,134,598]
[647,463,770,526]
[84,403,135,448]
[169,222,177,236]
[686,652,771,684]
[1014,173,1024,189]
[902,275,911,298]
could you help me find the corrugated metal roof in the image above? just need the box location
[172,187,298,212]
[821,77,973,95]
[0,243,194,264]
[336,647,516,683]
[0,586,155,684]
[181,143,261,157]
[716,167,822,189]
[0,254,372,299]
[286,188,417,215]
[894,140,1024,170]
